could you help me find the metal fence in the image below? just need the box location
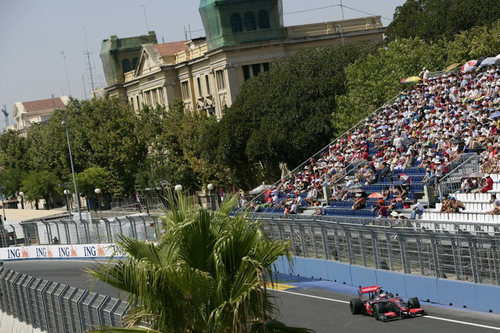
[0,267,128,333]
[436,153,479,199]
[259,215,500,285]
[0,214,162,247]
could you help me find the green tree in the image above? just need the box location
[446,21,500,63]
[216,43,378,188]
[386,0,500,42]
[0,130,28,171]
[21,170,61,209]
[0,168,24,198]
[135,101,230,193]
[25,97,146,198]
[90,194,311,332]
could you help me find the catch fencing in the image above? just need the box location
[0,214,162,248]
[258,215,500,285]
[0,267,128,333]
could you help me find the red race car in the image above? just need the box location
[349,285,425,321]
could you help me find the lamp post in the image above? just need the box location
[63,189,71,215]
[18,191,24,209]
[62,120,82,222]
[94,188,102,214]
[0,187,6,223]
[207,183,214,211]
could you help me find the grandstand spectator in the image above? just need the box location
[460,177,474,193]
[489,194,500,215]
[352,195,367,210]
[305,186,318,206]
[377,204,388,218]
[473,176,493,193]
[410,199,424,219]
[449,197,466,213]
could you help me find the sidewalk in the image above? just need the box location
[2,208,67,222]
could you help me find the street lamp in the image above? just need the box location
[18,191,24,209]
[0,187,5,223]
[174,184,183,192]
[207,183,214,211]
[94,188,102,214]
[63,189,71,215]
[62,120,82,222]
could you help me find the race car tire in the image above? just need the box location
[373,303,385,320]
[350,298,363,315]
[408,297,420,309]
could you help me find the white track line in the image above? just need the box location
[271,289,500,331]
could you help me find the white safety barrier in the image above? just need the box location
[0,243,125,261]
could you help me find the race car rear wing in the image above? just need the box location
[359,285,381,294]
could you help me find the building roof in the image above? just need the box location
[154,41,188,56]
[21,97,67,113]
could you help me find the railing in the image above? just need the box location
[0,267,128,333]
[257,215,500,285]
[436,153,479,199]
[0,215,162,247]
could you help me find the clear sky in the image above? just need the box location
[0,0,405,129]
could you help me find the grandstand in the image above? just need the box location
[248,55,500,224]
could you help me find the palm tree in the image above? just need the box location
[89,193,312,332]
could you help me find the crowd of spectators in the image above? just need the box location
[251,60,500,218]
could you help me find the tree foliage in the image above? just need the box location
[21,170,61,209]
[216,42,378,187]
[135,101,230,193]
[89,194,311,332]
[0,130,28,171]
[24,97,145,197]
[386,0,500,42]
[76,167,112,197]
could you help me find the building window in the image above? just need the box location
[243,65,251,81]
[244,12,256,31]
[197,77,202,96]
[263,62,270,72]
[205,75,211,95]
[136,96,141,111]
[122,59,132,72]
[132,57,139,69]
[231,13,242,33]
[181,81,190,99]
[216,70,225,90]
[258,10,270,29]
[252,64,261,76]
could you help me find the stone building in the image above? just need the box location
[101,0,385,118]
[12,96,70,135]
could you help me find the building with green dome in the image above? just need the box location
[199,0,285,50]
[101,0,385,118]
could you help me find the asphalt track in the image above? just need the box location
[4,260,500,333]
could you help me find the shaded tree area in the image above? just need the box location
[386,0,500,42]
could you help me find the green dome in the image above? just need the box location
[199,0,284,50]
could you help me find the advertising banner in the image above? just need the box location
[0,243,126,261]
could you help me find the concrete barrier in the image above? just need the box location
[275,256,500,313]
